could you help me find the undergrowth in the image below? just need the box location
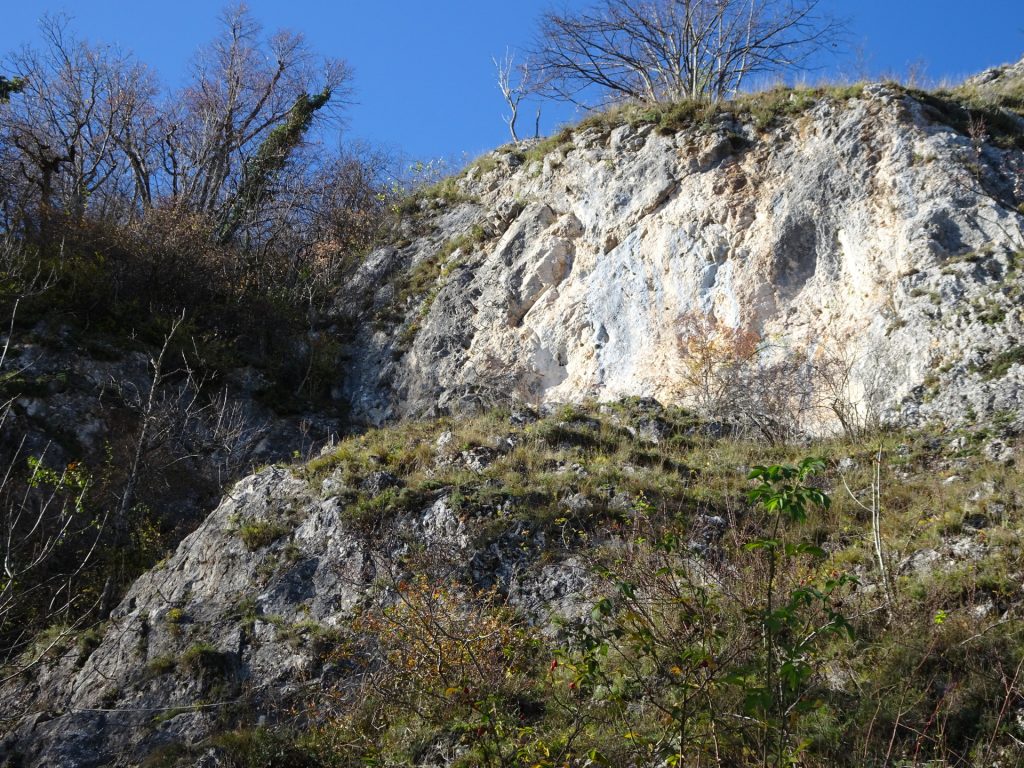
[190,400,1024,767]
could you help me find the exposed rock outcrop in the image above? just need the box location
[0,323,344,545]
[1,410,610,766]
[341,81,1024,433]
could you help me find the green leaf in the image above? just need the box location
[591,597,613,622]
[743,687,772,715]
[787,542,826,558]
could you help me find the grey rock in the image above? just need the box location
[414,496,469,549]
[435,429,455,451]
[320,469,349,498]
[360,470,402,495]
[460,446,499,472]
[560,493,595,516]
[507,556,594,631]
[985,439,1015,463]
[3,454,617,765]
[698,514,728,535]
[508,405,539,426]
[636,416,672,445]
[950,536,986,561]
[608,492,635,512]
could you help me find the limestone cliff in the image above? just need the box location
[342,78,1024,433]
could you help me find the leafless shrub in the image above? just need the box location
[97,313,262,617]
[810,337,889,439]
[673,311,812,443]
[968,113,989,155]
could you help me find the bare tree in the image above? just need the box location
[0,6,353,248]
[160,5,352,236]
[0,6,380,678]
[0,14,156,233]
[675,310,760,416]
[95,312,183,619]
[532,0,843,105]
[493,49,537,141]
[280,142,395,290]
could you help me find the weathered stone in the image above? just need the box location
[340,81,1024,434]
[460,446,499,472]
[560,493,595,516]
[360,470,402,495]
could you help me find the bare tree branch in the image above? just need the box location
[493,49,537,142]
[531,0,844,105]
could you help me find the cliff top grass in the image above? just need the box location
[458,66,1024,177]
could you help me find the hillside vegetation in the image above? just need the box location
[262,405,1024,768]
[1,12,1024,765]
[2,400,1021,767]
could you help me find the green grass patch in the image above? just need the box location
[984,345,1024,380]
[237,520,291,551]
[180,642,233,677]
[905,84,1024,150]
[145,654,177,678]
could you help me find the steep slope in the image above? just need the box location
[341,79,1024,433]
[3,403,1022,766]
[4,68,1024,767]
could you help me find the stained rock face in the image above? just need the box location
[342,83,1024,433]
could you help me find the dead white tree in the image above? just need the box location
[838,447,894,615]
[493,49,538,141]
[532,0,844,105]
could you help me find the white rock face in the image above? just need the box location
[342,84,1024,433]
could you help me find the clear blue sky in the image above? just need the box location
[1,1,1022,164]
